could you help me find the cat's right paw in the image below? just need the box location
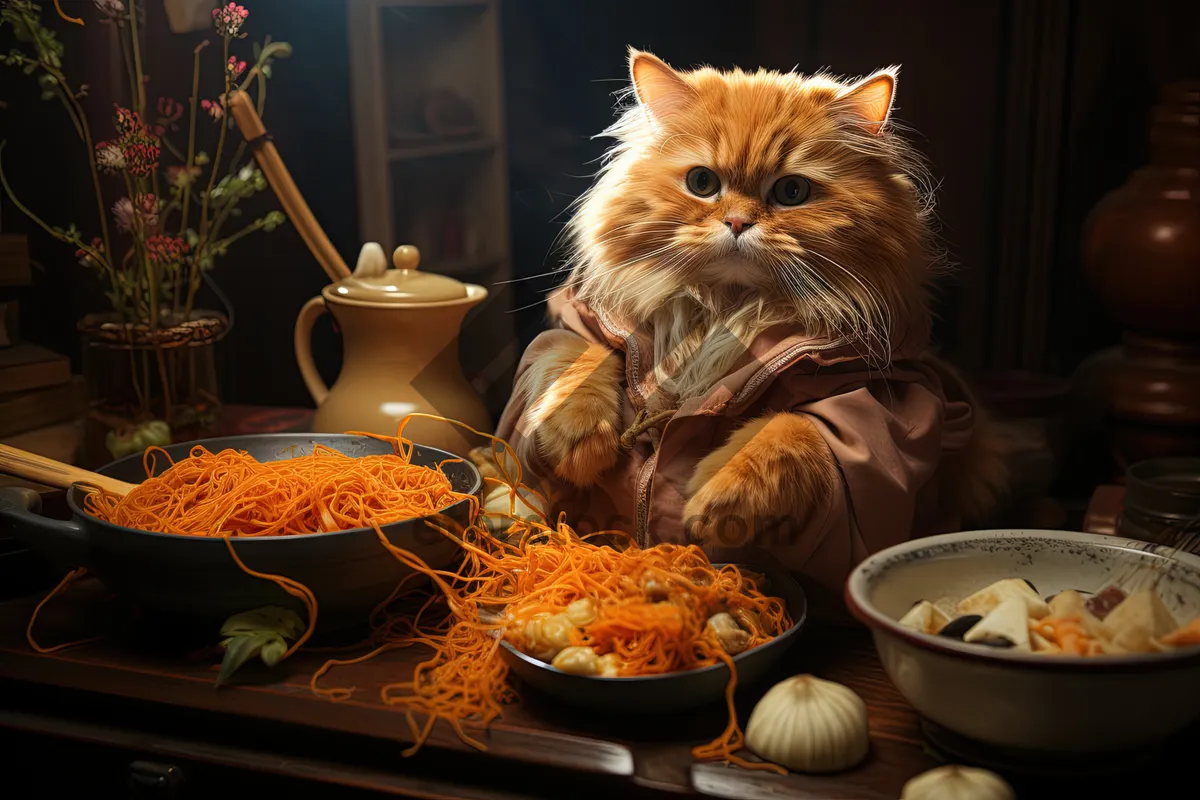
[519,343,624,487]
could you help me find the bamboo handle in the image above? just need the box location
[0,444,137,497]
[226,91,351,283]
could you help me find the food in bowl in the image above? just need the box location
[898,577,1200,655]
[316,513,795,773]
[502,555,790,677]
[84,436,464,536]
[845,529,1200,759]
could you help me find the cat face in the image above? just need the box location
[566,50,936,350]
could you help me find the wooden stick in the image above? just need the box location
[0,444,137,497]
[226,91,351,283]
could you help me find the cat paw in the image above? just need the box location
[684,412,839,547]
[519,343,624,487]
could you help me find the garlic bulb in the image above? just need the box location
[482,485,546,533]
[900,765,1015,800]
[745,674,870,772]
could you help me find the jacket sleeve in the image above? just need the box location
[776,378,953,599]
[494,327,595,483]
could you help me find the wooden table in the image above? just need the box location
[0,418,1191,797]
[0,576,1195,799]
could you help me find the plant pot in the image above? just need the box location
[78,310,227,468]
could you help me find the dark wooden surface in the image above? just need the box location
[0,578,930,799]
[0,413,1190,796]
[1,575,1198,799]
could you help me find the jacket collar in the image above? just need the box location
[548,288,931,415]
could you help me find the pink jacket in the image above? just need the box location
[496,292,978,607]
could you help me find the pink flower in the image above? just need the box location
[110,107,160,176]
[96,143,126,173]
[113,195,157,233]
[114,105,141,138]
[157,96,183,124]
[145,235,189,265]
[212,3,249,37]
[201,98,224,121]
[226,56,247,79]
[136,194,159,230]
[122,141,160,177]
[112,198,136,232]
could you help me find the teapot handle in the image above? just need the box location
[294,296,330,406]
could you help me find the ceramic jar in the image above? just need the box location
[294,245,491,456]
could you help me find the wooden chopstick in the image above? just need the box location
[0,444,137,497]
[226,90,351,283]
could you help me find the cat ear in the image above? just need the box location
[837,67,898,135]
[629,48,694,121]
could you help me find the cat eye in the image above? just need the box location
[685,167,721,198]
[771,176,811,206]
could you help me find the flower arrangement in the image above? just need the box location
[0,1,290,453]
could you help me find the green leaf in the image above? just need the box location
[220,605,305,640]
[260,637,287,667]
[215,605,306,686]
[216,631,274,686]
[259,41,293,63]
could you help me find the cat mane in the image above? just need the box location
[561,56,945,401]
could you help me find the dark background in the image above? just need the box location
[3,0,1199,411]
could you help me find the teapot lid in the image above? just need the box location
[330,244,469,304]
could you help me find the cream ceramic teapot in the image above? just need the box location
[294,244,490,456]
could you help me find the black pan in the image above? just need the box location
[0,434,481,631]
[498,560,807,714]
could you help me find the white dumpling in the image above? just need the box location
[899,601,951,635]
[1103,589,1178,652]
[1048,590,1109,639]
[964,597,1031,650]
[958,579,1048,620]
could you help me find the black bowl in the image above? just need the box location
[498,561,807,714]
[0,434,481,631]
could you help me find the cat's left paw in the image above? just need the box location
[684,413,839,547]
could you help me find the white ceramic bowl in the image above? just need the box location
[845,529,1200,758]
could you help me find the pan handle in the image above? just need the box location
[0,487,88,568]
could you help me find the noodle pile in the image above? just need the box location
[32,434,462,657]
[312,416,794,772]
[83,441,460,537]
[30,414,795,773]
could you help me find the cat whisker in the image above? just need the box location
[801,248,895,369]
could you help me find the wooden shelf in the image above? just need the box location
[348,0,514,412]
[388,137,496,162]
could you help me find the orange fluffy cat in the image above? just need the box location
[495,50,1007,594]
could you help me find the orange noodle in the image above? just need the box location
[64,433,463,664]
[312,413,793,773]
[26,567,102,653]
[36,413,791,772]
[83,443,460,537]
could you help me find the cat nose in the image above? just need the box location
[724,216,755,236]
